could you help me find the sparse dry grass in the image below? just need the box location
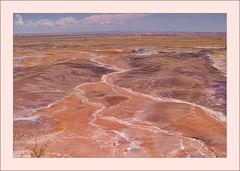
[54,126,64,132]
[30,141,49,158]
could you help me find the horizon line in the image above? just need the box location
[14,31,226,37]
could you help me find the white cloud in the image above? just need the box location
[79,14,151,25]
[14,14,24,27]
[14,15,77,28]
[14,14,152,29]
[56,17,78,27]
[36,19,55,27]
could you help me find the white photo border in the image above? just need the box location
[1,1,239,170]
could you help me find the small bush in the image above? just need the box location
[30,141,48,158]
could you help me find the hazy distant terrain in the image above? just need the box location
[13,33,226,157]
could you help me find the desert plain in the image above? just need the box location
[13,33,226,157]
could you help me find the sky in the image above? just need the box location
[13,13,226,34]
